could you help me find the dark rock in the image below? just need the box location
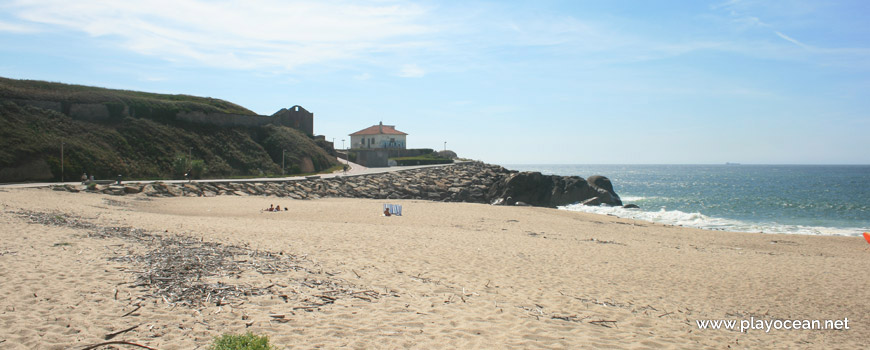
[586,175,615,193]
[141,184,160,196]
[165,184,182,197]
[107,186,126,196]
[486,172,621,208]
[586,175,622,206]
[580,197,602,206]
[623,204,640,209]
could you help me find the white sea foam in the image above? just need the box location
[618,196,651,202]
[559,203,866,237]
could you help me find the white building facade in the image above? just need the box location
[350,122,407,149]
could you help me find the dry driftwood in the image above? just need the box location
[589,320,618,328]
[120,305,142,317]
[104,324,140,340]
[17,210,390,311]
[80,340,157,350]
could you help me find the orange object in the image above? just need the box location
[864,232,870,245]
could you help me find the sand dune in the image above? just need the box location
[1,188,867,349]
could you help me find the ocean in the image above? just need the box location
[502,164,870,237]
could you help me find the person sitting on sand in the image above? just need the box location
[266,204,274,212]
[275,205,281,211]
[383,208,391,217]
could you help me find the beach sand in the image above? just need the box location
[1,188,868,349]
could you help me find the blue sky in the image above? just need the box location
[1,0,868,164]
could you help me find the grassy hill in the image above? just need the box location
[0,77,338,182]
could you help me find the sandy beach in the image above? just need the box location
[1,188,868,349]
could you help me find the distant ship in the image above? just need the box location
[725,162,741,165]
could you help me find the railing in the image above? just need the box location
[379,141,405,149]
[352,141,405,149]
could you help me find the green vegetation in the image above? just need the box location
[209,333,275,350]
[0,76,254,116]
[172,153,207,179]
[0,77,339,182]
[390,153,454,166]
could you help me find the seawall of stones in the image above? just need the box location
[51,162,624,208]
[53,162,510,204]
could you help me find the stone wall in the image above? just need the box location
[0,159,53,182]
[386,148,433,158]
[68,103,111,121]
[270,105,314,135]
[353,149,390,168]
[176,111,274,128]
[5,99,62,113]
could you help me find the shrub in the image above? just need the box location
[390,153,454,166]
[172,154,189,179]
[393,158,453,166]
[209,332,274,350]
[190,159,206,179]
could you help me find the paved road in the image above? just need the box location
[0,158,461,189]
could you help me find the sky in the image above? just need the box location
[1,0,869,164]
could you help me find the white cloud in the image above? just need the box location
[141,76,168,82]
[775,31,808,49]
[5,0,434,70]
[710,0,743,11]
[0,20,37,33]
[398,63,425,78]
[7,0,865,75]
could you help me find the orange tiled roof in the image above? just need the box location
[350,124,407,136]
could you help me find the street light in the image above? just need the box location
[282,149,285,175]
[60,140,65,182]
[341,139,345,150]
[444,141,447,152]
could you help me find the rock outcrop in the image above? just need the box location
[486,172,622,208]
[51,162,622,208]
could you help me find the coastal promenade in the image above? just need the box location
[0,158,459,189]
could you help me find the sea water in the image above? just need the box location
[502,164,870,236]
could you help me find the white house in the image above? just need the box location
[350,122,407,149]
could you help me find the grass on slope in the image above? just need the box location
[0,102,337,182]
[0,76,254,116]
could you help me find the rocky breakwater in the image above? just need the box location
[50,162,624,208]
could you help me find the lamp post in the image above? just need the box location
[282,149,285,175]
[60,141,64,182]
[341,139,345,150]
[444,141,447,152]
